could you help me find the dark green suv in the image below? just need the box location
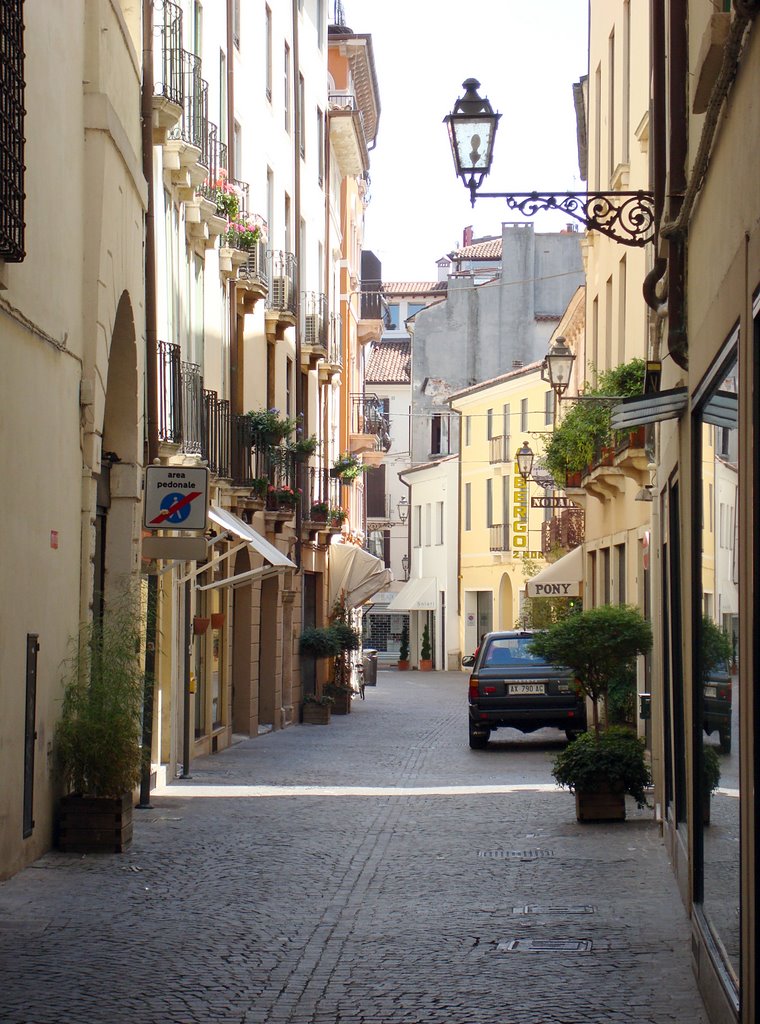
[462,630,586,749]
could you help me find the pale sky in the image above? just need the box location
[352,0,590,282]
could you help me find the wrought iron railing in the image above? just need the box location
[196,137,229,207]
[180,361,204,456]
[267,250,297,314]
[231,415,268,488]
[327,314,342,368]
[541,508,585,555]
[153,0,184,108]
[489,434,511,464]
[302,292,327,351]
[0,0,25,262]
[170,50,208,155]
[303,465,343,516]
[330,0,346,28]
[489,524,510,552]
[351,393,390,445]
[157,341,183,444]
[202,390,231,477]
[238,238,269,288]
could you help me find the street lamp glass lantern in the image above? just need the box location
[397,496,409,523]
[444,79,500,193]
[544,336,576,397]
[516,441,535,481]
[401,553,409,581]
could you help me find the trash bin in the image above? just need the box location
[362,649,378,686]
[639,693,651,720]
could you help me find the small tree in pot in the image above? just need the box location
[530,604,653,821]
[55,601,146,852]
[398,618,410,671]
[420,622,433,671]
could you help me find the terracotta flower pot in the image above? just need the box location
[193,616,210,635]
[210,612,225,630]
[419,659,433,672]
[397,660,411,671]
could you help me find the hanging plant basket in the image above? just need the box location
[193,616,210,635]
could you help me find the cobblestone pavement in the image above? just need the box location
[0,671,708,1024]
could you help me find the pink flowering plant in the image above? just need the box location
[268,484,301,509]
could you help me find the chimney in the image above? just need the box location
[463,225,473,247]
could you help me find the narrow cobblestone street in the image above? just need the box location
[0,672,707,1024]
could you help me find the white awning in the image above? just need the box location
[196,506,296,591]
[526,546,583,598]
[328,543,393,609]
[385,577,437,612]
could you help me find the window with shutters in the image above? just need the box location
[0,0,25,262]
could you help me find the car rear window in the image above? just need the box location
[481,637,545,667]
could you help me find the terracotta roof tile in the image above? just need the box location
[365,340,411,384]
[382,281,447,296]
[448,238,502,261]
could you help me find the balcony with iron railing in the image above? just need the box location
[202,390,231,477]
[180,360,204,456]
[166,50,210,188]
[489,524,510,553]
[152,0,184,138]
[541,508,585,556]
[328,90,369,179]
[319,314,343,383]
[301,292,328,366]
[489,434,511,465]
[158,340,183,448]
[265,251,298,337]
[301,465,345,536]
[349,393,390,456]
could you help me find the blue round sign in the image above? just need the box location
[160,492,192,525]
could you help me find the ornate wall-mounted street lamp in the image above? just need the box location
[444,79,656,247]
[401,553,409,581]
[397,496,409,524]
[516,441,535,482]
[541,336,576,398]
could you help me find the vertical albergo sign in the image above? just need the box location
[512,463,528,551]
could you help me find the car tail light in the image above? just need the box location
[469,678,479,701]
[484,685,497,695]
[719,680,731,701]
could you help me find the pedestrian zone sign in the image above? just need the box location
[144,466,209,532]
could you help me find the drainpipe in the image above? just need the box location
[664,0,688,370]
[138,0,159,808]
[227,0,241,419]
[292,0,303,570]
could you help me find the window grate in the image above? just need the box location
[0,0,26,262]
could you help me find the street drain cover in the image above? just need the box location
[512,905,596,915]
[478,849,554,860]
[497,939,592,953]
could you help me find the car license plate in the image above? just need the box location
[509,683,545,695]
[704,685,717,698]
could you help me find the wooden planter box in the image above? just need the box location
[58,793,134,853]
[329,689,352,715]
[574,785,626,822]
[302,702,331,725]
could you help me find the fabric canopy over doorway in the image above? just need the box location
[197,506,296,591]
[525,545,583,598]
[328,543,392,610]
[385,577,437,612]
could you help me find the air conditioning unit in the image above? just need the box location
[304,313,321,347]
[270,276,291,308]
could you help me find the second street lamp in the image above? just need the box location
[444,80,656,248]
[542,336,576,399]
[516,441,535,482]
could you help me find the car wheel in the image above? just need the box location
[469,724,489,750]
[719,729,731,755]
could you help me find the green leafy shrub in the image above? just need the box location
[399,619,410,661]
[421,623,432,660]
[330,621,361,651]
[552,727,652,807]
[56,604,145,797]
[542,359,646,484]
[299,627,341,658]
[529,604,652,735]
[702,744,721,794]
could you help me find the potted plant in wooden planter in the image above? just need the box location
[397,619,410,671]
[530,604,653,822]
[309,499,329,523]
[419,623,433,671]
[552,727,651,821]
[302,693,333,724]
[331,452,364,481]
[325,682,352,715]
[702,744,721,826]
[55,603,145,853]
